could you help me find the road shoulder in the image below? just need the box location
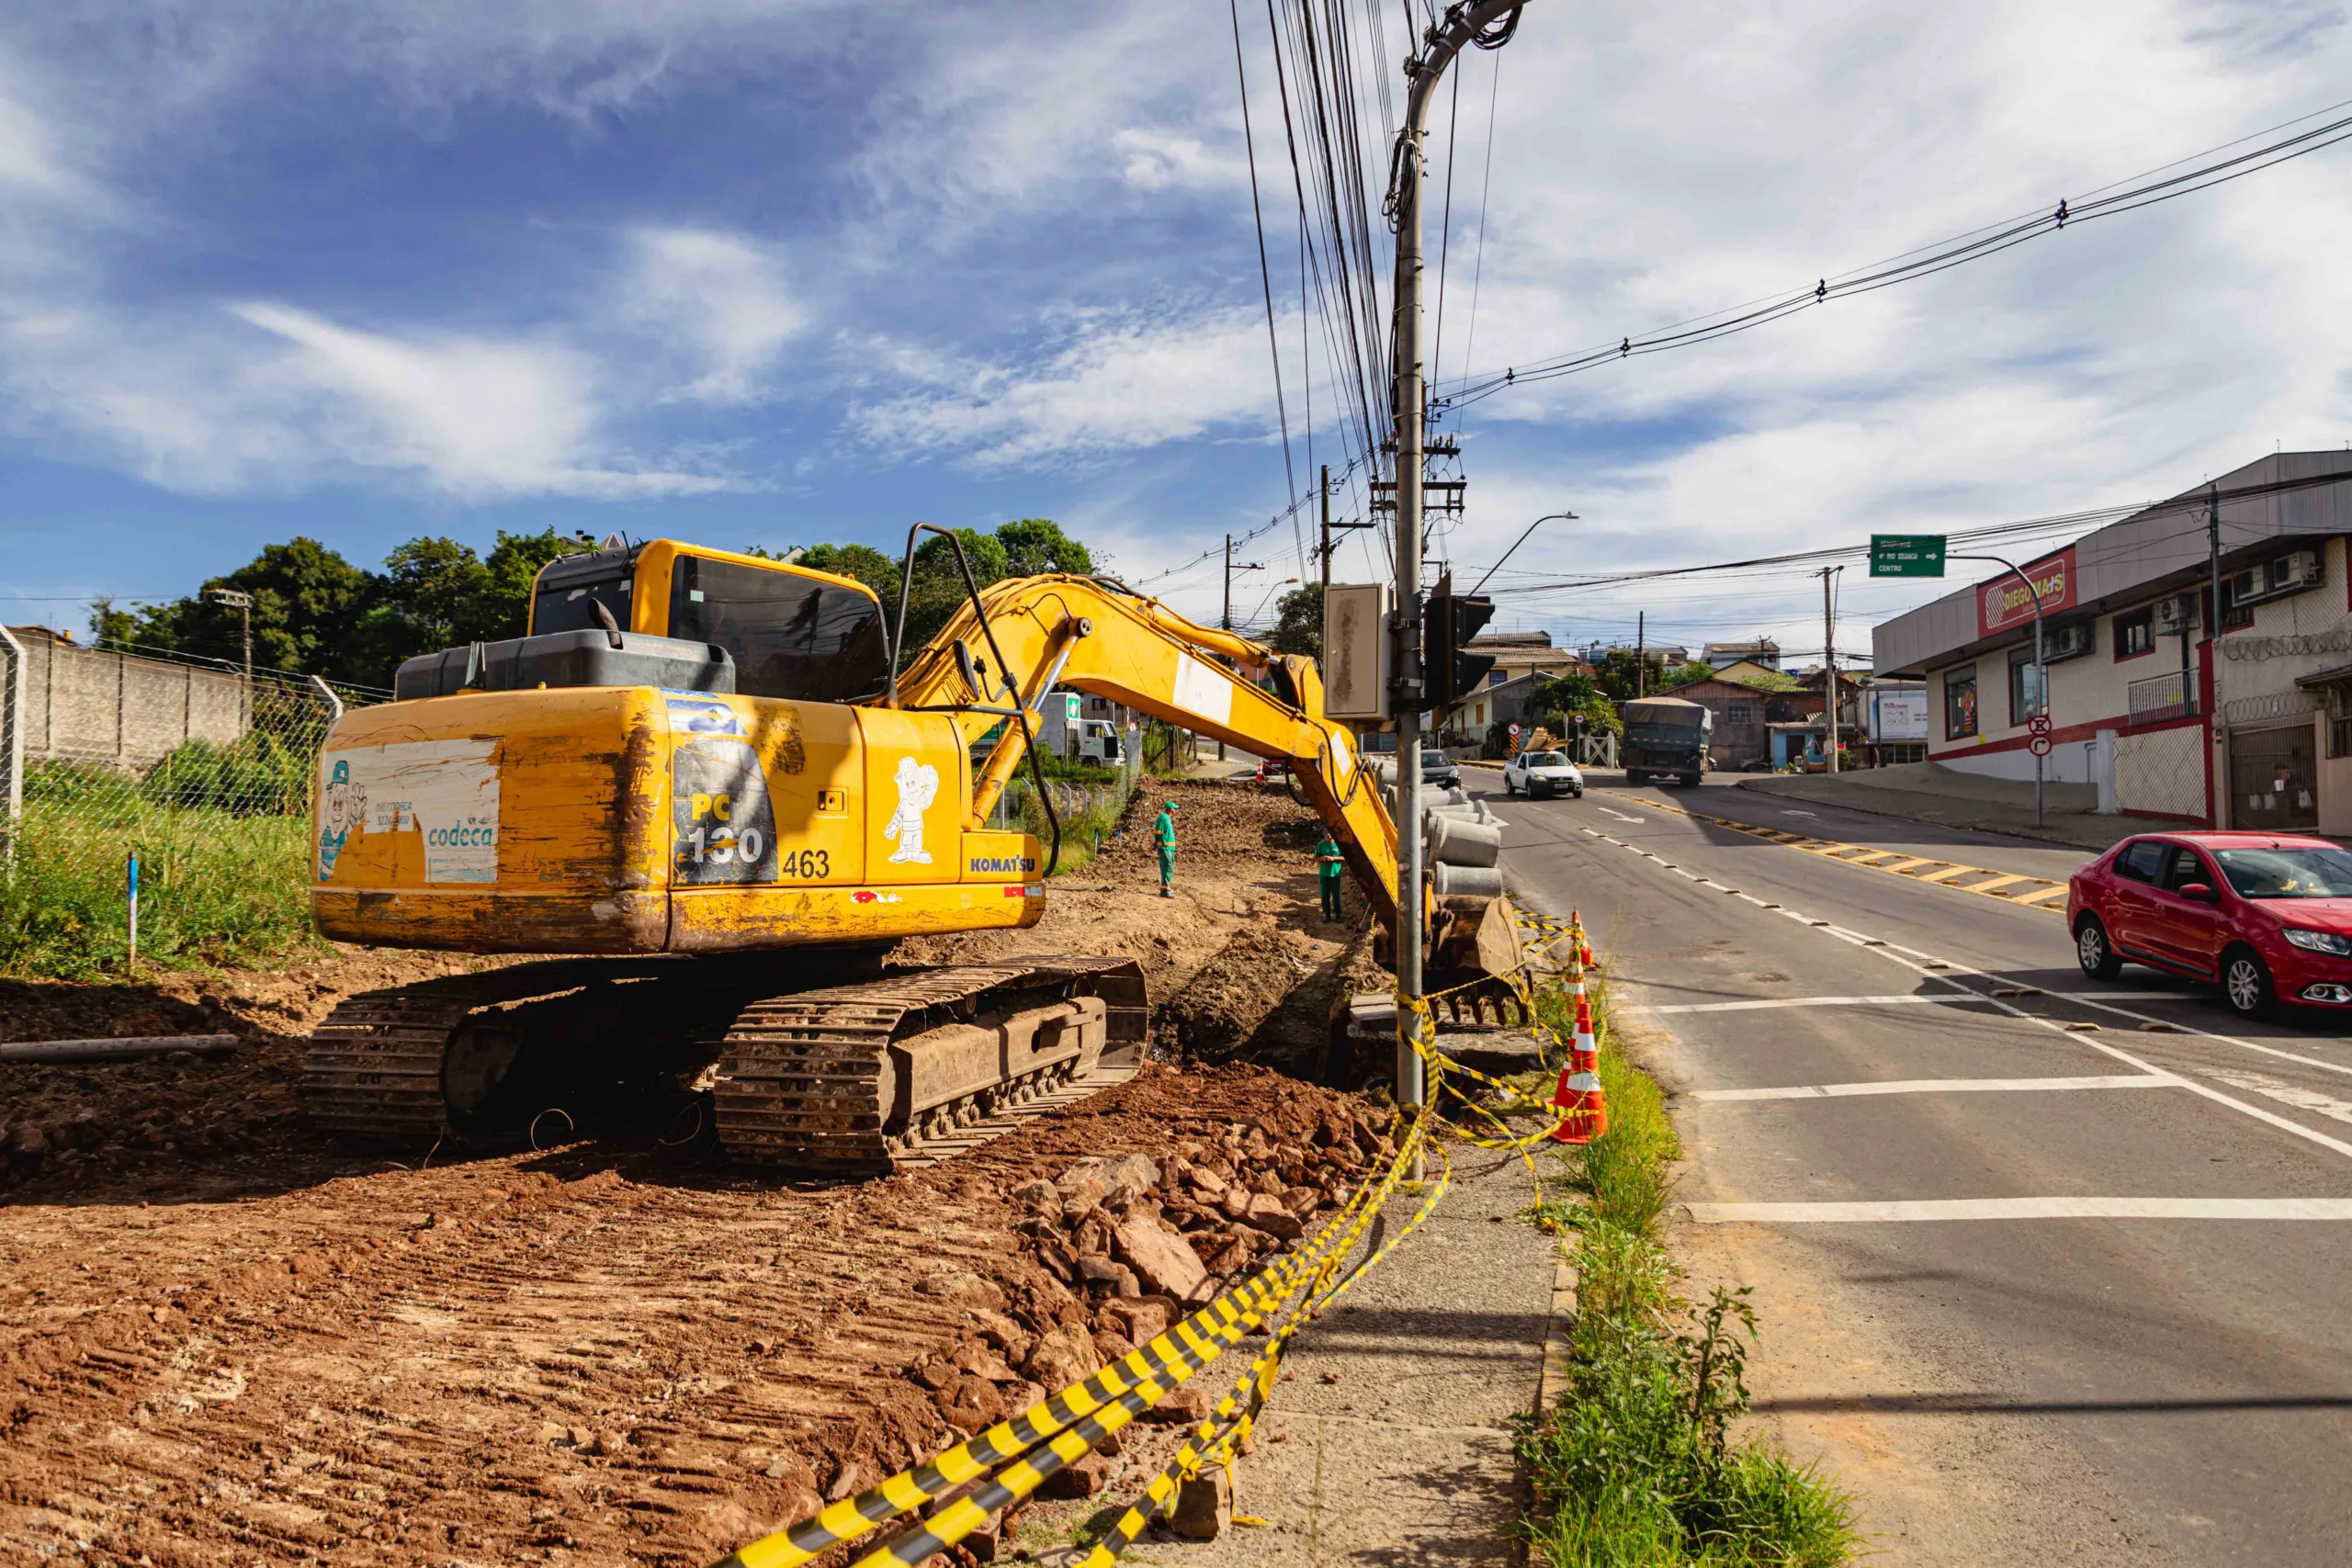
[1621,1001,2176,1567]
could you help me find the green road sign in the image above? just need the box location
[1871,534,1946,578]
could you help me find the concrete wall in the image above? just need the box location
[14,636,249,768]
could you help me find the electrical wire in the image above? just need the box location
[1435,96,2352,412]
[1231,0,1306,581]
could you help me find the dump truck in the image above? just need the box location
[302,531,1519,1171]
[1622,695,1712,786]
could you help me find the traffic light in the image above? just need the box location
[1421,571,1498,709]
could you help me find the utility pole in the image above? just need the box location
[1635,612,1645,698]
[1319,465,1332,593]
[209,588,255,733]
[2208,481,2224,828]
[1388,0,1524,1152]
[1821,567,1840,773]
[1951,554,2046,829]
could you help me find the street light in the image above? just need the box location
[1470,512,1577,597]
[1951,554,2047,829]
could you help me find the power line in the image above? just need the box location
[1230,0,1305,580]
[1435,95,2352,412]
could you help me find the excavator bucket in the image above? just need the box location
[1426,891,1532,1025]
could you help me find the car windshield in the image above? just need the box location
[2212,846,2352,899]
[1523,751,1568,767]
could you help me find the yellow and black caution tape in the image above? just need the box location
[712,903,1601,1568]
[712,1111,1438,1568]
[1075,1142,1454,1563]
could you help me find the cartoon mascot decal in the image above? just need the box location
[317,758,367,879]
[883,756,939,865]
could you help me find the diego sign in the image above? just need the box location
[1978,547,2076,638]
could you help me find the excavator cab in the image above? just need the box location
[528,543,892,703]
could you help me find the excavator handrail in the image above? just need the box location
[888,573,1401,922]
[888,524,1066,874]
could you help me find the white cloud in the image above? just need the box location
[623,227,804,404]
[0,90,68,196]
[853,308,1287,468]
[225,301,732,497]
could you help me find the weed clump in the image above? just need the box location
[1517,968,1857,1568]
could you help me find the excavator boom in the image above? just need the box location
[896,574,1399,922]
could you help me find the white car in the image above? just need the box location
[1504,749,1584,799]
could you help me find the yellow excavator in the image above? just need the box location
[303,529,1517,1171]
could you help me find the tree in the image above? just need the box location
[795,543,899,598]
[1591,648,1671,703]
[1659,660,1715,690]
[475,529,583,641]
[996,518,1093,578]
[1268,585,1321,656]
[115,536,376,682]
[1533,671,1620,736]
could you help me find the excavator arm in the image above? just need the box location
[892,574,1401,924]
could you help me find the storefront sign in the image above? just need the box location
[1978,547,2076,637]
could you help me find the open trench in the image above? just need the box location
[0,779,1391,1566]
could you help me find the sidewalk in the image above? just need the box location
[1735,761,2186,852]
[1023,1144,1559,1566]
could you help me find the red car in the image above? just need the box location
[2069,831,2352,1019]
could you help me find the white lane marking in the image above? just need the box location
[2205,1068,2352,1126]
[1689,1197,2352,1224]
[1648,992,2185,1015]
[1693,1074,2180,1102]
[1600,807,1645,823]
[1780,809,1819,818]
[1600,842,2352,1164]
[1875,941,2352,1085]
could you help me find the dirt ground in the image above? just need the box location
[0,779,1389,1567]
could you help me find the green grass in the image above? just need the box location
[999,776,1136,878]
[0,797,328,979]
[1517,967,1859,1568]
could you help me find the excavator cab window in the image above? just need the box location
[666,554,890,703]
[531,549,637,637]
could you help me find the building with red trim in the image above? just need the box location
[1872,451,2352,832]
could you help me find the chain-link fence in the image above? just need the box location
[0,629,382,979]
[994,749,1145,874]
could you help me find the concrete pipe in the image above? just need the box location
[1427,816,1503,868]
[1432,863,1505,899]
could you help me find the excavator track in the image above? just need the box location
[301,957,709,1145]
[303,953,1147,1172]
[712,954,1148,1175]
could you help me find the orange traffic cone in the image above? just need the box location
[1569,908,1595,969]
[1546,989,1608,1145]
[1253,759,1266,784]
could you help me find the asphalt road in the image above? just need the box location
[1486,768,2352,1565]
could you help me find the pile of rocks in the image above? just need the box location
[899,1098,1399,1514]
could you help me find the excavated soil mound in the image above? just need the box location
[0,1062,1392,1567]
[0,777,1393,1566]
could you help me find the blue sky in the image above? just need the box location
[4,2,2351,662]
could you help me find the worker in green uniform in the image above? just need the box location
[1314,832,1346,922]
[1154,800,1179,897]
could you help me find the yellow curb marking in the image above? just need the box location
[1594,789,2071,914]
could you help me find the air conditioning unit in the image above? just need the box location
[2228,566,2263,608]
[2270,548,2324,593]
[2042,621,2094,663]
[2152,592,2198,636]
